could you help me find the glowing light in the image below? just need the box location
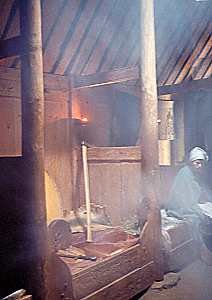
[81,117,88,123]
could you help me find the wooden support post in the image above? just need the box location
[138,0,163,280]
[82,142,92,242]
[20,0,48,298]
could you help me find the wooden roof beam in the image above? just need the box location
[0,36,21,59]
[72,66,212,96]
[158,76,212,95]
[72,66,140,89]
[116,77,212,97]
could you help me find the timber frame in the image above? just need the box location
[0,0,211,299]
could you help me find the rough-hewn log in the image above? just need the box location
[138,0,163,280]
[0,36,21,59]
[20,0,48,299]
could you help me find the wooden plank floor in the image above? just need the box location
[136,259,212,300]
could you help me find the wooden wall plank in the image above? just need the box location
[0,66,69,100]
[0,98,21,156]
[72,246,152,300]
[0,67,72,214]
[88,146,141,162]
[87,148,142,224]
[120,162,142,221]
[89,163,122,225]
[75,86,114,146]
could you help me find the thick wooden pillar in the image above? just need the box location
[20,0,48,298]
[138,0,163,280]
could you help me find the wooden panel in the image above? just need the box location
[166,239,200,272]
[76,87,113,147]
[0,98,21,156]
[73,66,139,89]
[0,67,69,100]
[45,101,69,123]
[81,262,154,300]
[88,146,141,162]
[71,244,151,299]
[89,163,122,225]
[87,147,142,224]
[0,67,72,213]
[120,162,142,220]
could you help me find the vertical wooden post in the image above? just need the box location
[20,0,48,298]
[138,0,163,280]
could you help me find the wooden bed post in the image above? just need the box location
[138,0,163,280]
[20,0,48,298]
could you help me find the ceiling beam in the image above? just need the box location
[158,76,212,95]
[72,66,139,89]
[116,77,212,98]
[72,66,212,96]
[0,36,22,59]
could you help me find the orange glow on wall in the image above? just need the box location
[81,116,88,123]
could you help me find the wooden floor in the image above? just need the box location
[138,259,212,300]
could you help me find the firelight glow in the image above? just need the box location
[81,117,88,123]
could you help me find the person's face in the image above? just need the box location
[191,159,206,174]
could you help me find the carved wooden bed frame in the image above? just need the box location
[49,146,163,300]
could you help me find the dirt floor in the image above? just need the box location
[138,259,212,300]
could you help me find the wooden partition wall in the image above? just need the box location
[87,146,142,225]
[0,66,72,215]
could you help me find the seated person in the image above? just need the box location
[166,147,212,221]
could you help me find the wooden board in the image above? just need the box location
[68,244,154,300]
[88,146,141,162]
[86,146,142,224]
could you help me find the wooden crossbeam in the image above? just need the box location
[73,66,139,89]
[72,65,211,96]
[0,36,22,59]
[116,77,212,97]
[158,76,212,95]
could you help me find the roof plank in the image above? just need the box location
[55,0,99,75]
